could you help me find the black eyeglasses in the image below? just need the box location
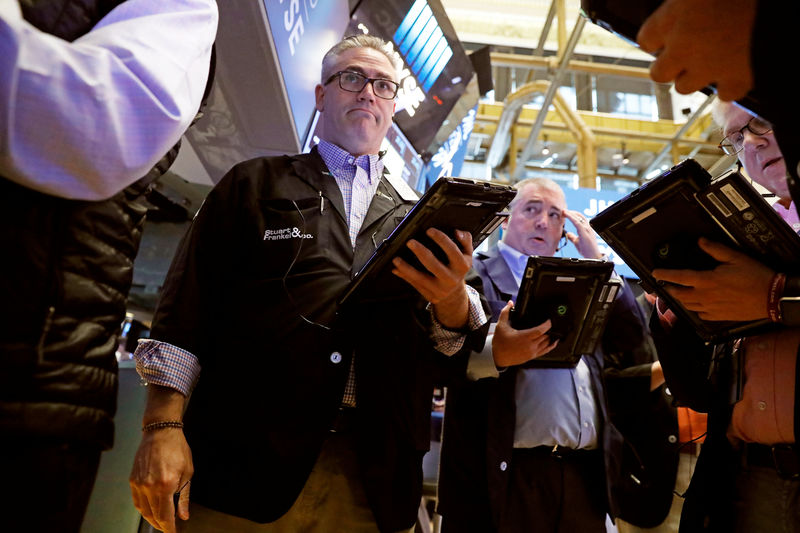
[718,116,773,155]
[324,71,399,100]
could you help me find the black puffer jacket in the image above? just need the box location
[0,0,179,449]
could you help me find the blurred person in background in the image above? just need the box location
[0,1,217,531]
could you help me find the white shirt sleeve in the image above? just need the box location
[465,325,502,380]
[0,0,218,200]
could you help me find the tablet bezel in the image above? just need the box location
[591,159,800,342]
[338,176,517,308]
[510,256,616,368]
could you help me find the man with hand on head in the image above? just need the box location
[648,101,800,532]
[128,34,488,533]
[437,178,655,533]
[0,2,217,532]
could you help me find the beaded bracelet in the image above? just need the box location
[767,272,787,323]
[142,420,184,432]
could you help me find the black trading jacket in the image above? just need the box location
[149,150,488,531]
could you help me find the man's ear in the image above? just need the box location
[501,217,509,232]
[314,84,325,112]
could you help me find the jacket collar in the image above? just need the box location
[478,245,520,300]
[288,148,405,241]
[289,148,348,223]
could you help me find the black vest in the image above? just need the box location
[0,0,202,448]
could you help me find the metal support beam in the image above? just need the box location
[640,94,716,179]
[556,0,567,59]
[512,16,586,181]
[524,0,557,84]
[491,52,652,80]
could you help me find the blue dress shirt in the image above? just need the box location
[486,241,600,449]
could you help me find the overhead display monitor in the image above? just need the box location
[348,0,475,154]
[393,0,453,93]
[263,0,350,143]
[421,105,477,190]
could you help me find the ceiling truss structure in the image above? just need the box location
[455,0,731,187]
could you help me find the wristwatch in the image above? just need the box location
[779,274,800,326]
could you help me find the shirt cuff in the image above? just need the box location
[655,296,679,332]
[133,339,201,397]
[466,327,502,380]
[430,285,488,355]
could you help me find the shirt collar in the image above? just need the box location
[316,139,383,181]
[774,199,800,234]
[497,240,529,283]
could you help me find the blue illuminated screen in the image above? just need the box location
[393,0,453,92]
[348,0,474,153]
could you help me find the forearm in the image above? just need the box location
[142,384,188,425]
[466,330,502,380]
[131,381,194,532]
[649,308,714,411]
[432,284,470,329]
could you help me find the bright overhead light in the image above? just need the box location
[614,143,630,166]
[645,168,663,180]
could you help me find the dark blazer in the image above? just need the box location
[150,149,488,532]
[603,293,680,528]
[648,313,740,533]
[438,245,655,531]
[750,1,800,211]
[649,311,800,532]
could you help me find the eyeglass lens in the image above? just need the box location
[721,117,773,154]
[338,72,398,99]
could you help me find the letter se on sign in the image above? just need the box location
[282,0,316,56]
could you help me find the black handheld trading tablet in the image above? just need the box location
[338,177,517,307]
[509,256,617,368]
[590,158,800,343]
